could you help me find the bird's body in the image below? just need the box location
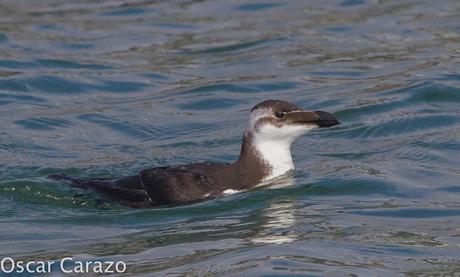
[49,100,340,208]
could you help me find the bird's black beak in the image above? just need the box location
[313,111,341,127]
[284,108,341,127]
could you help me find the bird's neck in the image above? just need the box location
[235,132,294,184]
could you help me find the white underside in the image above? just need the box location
[223,189,240,195]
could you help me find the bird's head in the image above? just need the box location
[246,99,340,143]
[242,99,340,180]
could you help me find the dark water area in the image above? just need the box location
[1,0,460,275]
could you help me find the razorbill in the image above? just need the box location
[49,100,340,207]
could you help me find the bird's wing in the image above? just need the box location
[140,166,220,206]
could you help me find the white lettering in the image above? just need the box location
[25,261,34,273]
[93,261,103,273]
[74,261,84,273]
[60,257,73,273]
[35,261,50,273]
[104,261,114,273]
[1,257,126,274]
[84,261,93,273]
[48,261,55,271]
[16,260,24,273]
[1,257,14,273]
[115,261,126,273]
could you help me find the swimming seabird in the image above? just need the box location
[49,100,340,207]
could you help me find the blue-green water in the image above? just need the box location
[1,0,460,275]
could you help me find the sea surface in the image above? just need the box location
[1,0,460,276]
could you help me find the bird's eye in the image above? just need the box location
[275,111,286,118]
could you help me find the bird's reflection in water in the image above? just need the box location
[251,173,299,244]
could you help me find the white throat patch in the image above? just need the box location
[251,123,316,181]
